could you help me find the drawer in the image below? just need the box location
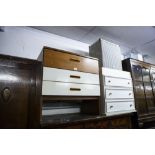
[106,101,135,113]
[42,81,100,96]
[105,89,134,99]
[43,48,99,74]
[105,77,132,88]
[43,67,99,84]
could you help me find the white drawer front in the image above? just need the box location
[42,81,100,96]
[43,67,99,84]
[105,77,132,87]
[105,89,134,99]
[102,67,131,79]
[106,101,135,113]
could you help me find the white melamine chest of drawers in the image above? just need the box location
[101,67,136,116]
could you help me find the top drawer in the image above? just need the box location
[104,76,133,88]
[43,48,99,74]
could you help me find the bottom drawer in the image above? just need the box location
[106,101,135,113]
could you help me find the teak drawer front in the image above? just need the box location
[42,81,100,96]
[106,101,135,113]
[43,67,99,84]
[43,49,99,74]
[104,77,132,88]
[105,89,134,99]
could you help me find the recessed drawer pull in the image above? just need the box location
[70,58,80,62]
[70,88,81,91]
[110,105,114,109]
[109,92,112,96]
[70,75,81,79]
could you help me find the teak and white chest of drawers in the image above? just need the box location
[41,48,100,96]
[38,47,100,117]
[101,67,136,116]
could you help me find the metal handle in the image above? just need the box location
[129,93,132,96]
[70,75,80,79]
[130,104,133,107]
[108,80,111,83]
[128,82,130,84]
[70,58,80,62]
[110,105,113,109]
[109,92,112,96]
[1,87,11,102]
[70,88,81,91]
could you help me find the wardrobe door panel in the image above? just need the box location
[143,82,154,98]
[131,64,143,81]
[146,98,155,113]
[134,81,145,98]
[142,67,151,82]
[0,66,32,128]
[135,98,148,115]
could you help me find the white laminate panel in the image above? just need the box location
[102,67,131,79]
[106,101,135,113]
[105,89,134,99]
[104,76,132,87]
[42,81,100,96]
[42,107,80,116]
[43,67,99,84]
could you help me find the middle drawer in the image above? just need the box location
[42,81,100,96]
[43,67,99,84]
[105,89,134,99]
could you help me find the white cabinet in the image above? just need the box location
[101,67,136,115]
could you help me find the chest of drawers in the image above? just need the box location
[101,67,136,116]
[38,47,100,121]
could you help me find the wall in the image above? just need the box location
[0,27,89,60]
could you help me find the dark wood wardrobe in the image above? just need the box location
[0,54,42,128]
[122,58,155,128]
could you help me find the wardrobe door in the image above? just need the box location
[141,66,155,113]
[0,65,34,128]
[0,55,42,129]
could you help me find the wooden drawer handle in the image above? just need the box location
[70,88,81,91]
[70,58,80,62]
[70,75,80,79]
